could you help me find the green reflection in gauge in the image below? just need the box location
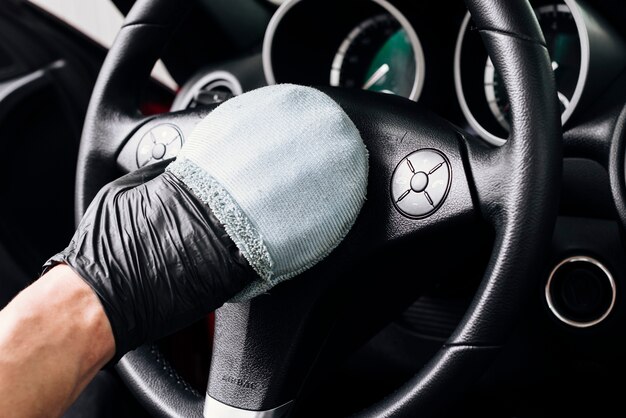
[363,28,415,96]
[330,14,420,100]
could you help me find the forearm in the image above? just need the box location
[0,265,114,418]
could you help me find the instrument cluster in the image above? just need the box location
[264,0,626,144]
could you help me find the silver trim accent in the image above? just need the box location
[482,57,510,132]
[543,1,590,126]
[262,0,425,102]
[453,0,590,146]
[545,256,616,328]
[262,0,299,86]
[203,396,292,418]
[453,13,506,146]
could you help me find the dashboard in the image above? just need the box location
[171,0,626,336]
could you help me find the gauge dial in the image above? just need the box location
[330,13,423,100]
[484,4,581,130]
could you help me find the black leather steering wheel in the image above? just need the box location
[75,0,561,416]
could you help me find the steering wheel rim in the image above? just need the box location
[75,0,561,416]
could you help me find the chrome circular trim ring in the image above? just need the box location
[262,0,426,102]
[560,0,590,126]
[453,13,505,146]
[453,0,590,146]
[545,256,617,328]
[262,0,300,87]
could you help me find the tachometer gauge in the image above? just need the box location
[330,13,425,101]
[451,0,622,146]
[484,4,581,131]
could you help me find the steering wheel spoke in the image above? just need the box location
[116,106,216,173]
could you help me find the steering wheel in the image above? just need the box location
[75,0,561,416]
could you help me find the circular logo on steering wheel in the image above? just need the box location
[391,149,452,219]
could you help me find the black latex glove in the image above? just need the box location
[43,160,255,363]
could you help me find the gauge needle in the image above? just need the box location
[363,63,390,90]
[557,91,570,109]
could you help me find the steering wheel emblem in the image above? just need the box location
[391,149,452,219]
[136,123,183,168]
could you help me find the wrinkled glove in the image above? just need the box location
[44,84,368,363]
[44,161,254,362]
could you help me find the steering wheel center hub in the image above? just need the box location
[152,143,166,159]
[410,171,429,192]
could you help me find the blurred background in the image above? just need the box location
[29,0,176,88]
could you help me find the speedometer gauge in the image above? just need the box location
[263,0,427,102]
[484,4,581,131]
[330,12,425,101]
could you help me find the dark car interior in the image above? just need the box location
[1,0,626,417]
